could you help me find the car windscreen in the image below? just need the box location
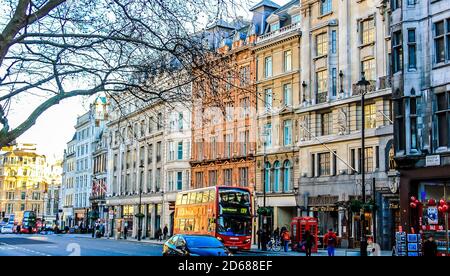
[185,236,224,248]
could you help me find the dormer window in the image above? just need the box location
[292,14,300,24]
[270,22,280,32]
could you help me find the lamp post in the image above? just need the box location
[138,164,144,241]
[356,71,370,256]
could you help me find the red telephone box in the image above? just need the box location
[290,216,319,253]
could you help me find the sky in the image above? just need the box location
[9,0,291,160]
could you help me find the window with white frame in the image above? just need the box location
[320,0,332,15]
[264,56,272,78]
[362,58,376,81]
[361,18,375,44]
[283,83,292,106]
[284,50,292,72]
[264,88,273,111]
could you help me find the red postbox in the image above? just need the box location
[290,216,319,253]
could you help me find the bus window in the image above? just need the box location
[179,219,186,231]
[181,194,188,205]
[188,193,197,204]
[176,194,183,205]
[209,189,216,202]
[202,191,209,203]
[197,193,202,203]
[194,218,200,232]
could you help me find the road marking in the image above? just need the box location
[0,242,51,256]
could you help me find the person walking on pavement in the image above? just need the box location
[273,227,280,241]
[261,228,268,251]
[281,229,291,252]
[123,223,128,240]
[323,228,337,256]
[163,224,169,240]
[423,235,438,256]
[304,230,314,256]
[256,229,262,250]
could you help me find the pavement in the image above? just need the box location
[0,233,393,256]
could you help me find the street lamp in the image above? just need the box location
[356,71,370,256]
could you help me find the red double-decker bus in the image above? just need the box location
[173,186,252,250]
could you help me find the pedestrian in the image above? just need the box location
[256,229,262,250]
[423,235,437,256]
[95,222,100,238]
[323,228,337,256]
[281,229,291,252]
[261,228,268,251]
[303,230,314,256]
[158,227,163,241]
[123,223,128,240]
[273,227,280,241]
[163,224,168,240]
[367,237,381,256]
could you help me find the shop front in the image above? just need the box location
[122,205,134,238]
[308,195,339,248]
[399,165,450,255]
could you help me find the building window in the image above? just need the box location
[321,112,332,136]
[410,94,418,150]
[434,20,449,64]
[196,139,203,160]
[283,160,291,192]
[318,153,331,176]
[284,50,292,72]
[177,172,183,190]
[224,134,233,158]
[210,136,217,159]
[316,69,328,103]
[168,171,174,191]
[195,172,203,188]
[436,92,450,148]
[292,14,300,23]
[264,56,272,78]
[157,113,163,130]
[273,161,281,192]
[225,102,233,121]
[178,113,184,130]
[391,0,401,10]
[224,169,232,186]
[21,192,26,200]
[395,97,406,152]
[265,162,271,192]
[331,30,337,54]
[148,144,153,164]
[209,170,217,186]
[168,142,175,161]
[264,88,273,111]
[284,120,292,146]
[283,83,292,106]
[361,18,375,45]
[316,33,328,56]
[240,97,250,118]
[365,103,377,129]
[239,167,248,187]
[240,130,249,156]
[393,31,403,73]
[362,58,376,81]
[331,68,337,97]
[155,168,161,191]
[408,29,417,69]
[264,123,272,148]
[320,0,332,15]
[156,142,162,162]
[270,22,280,32]
[364,147,374,173]
[240,66,250,87]
[177,142,183,160]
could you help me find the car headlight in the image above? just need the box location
[217,237,223,242]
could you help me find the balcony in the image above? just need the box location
[352,80,376,95]
[378,76,392,90]
[317,92,328,104]
[256,22,301,44]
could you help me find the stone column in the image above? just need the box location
[143,204,148,239]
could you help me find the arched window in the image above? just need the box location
[273,161,281,192]
[264,162,271,193]
[283,160,291,192]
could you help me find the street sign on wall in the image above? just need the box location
[425,155,440,167]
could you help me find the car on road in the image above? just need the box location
[0,224,15,234]
[162,234,232,256]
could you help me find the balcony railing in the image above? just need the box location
[378,76,392,90]
[317,92,328,104]
[257,22,301,44]
[352,80,376,95]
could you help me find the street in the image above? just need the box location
[0,234,281,256]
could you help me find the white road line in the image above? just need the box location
[0,242,52,256]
